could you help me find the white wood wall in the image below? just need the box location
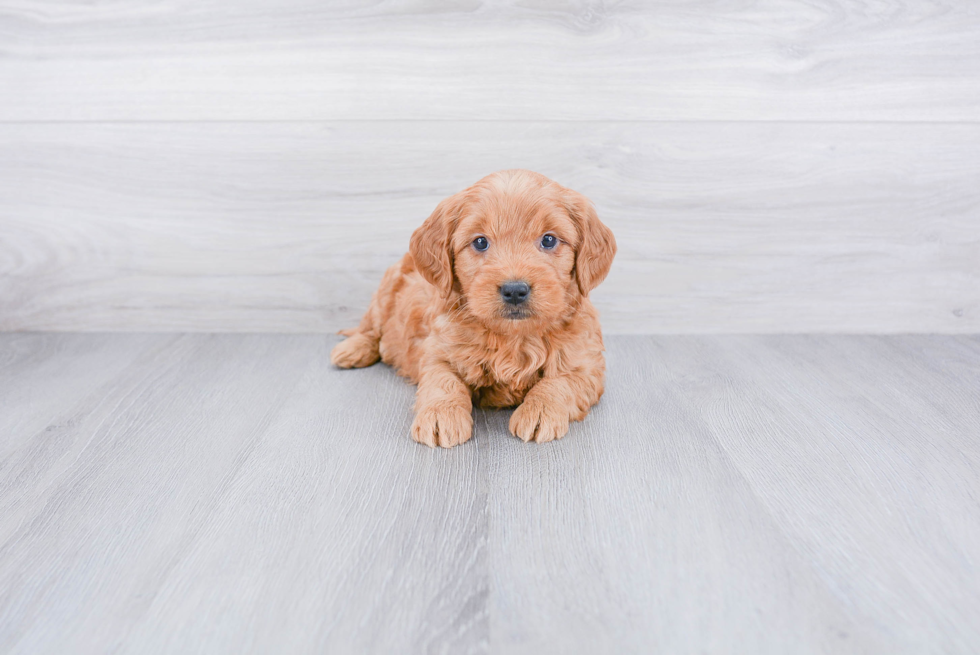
[1,1,978,333]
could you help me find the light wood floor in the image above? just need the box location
[1,333,978,654]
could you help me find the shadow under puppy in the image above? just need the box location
[332,169,616,448]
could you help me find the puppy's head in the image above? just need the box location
[409,170,616,333]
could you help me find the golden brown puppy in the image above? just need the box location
[331,169,616,448]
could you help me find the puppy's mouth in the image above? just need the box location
[501,307,532,321]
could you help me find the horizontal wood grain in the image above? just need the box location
[0,0,978,121]
[1,121,977,333]
[2,333,979,652]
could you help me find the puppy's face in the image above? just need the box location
[452,188,577,331]
[410,170,616,334]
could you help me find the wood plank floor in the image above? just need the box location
[1,333,978,653]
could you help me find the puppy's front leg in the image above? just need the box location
[510,370,602,443]
[412,361,473,448]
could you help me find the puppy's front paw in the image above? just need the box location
[412,403,473,448]
[509,397,570,443]
[331,334,380,369]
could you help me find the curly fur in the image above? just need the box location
[331,170,616,447]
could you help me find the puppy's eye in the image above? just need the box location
[472,236,490,252]
[540,234,558,250]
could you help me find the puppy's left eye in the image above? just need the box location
[540,234,558,250]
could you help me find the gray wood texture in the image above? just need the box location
[1,1,979,121]
[2,122,978,334]
[1,333,978,653]
[1,0,979,333]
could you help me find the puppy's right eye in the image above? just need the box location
[472,236,490,252]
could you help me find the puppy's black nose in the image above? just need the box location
[500,280,531,305]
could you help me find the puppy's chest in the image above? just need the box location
[451,341,546,408]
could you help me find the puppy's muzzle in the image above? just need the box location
[500,280,531,306]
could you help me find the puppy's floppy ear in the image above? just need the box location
[564,189,616,295]
[409,191,466,297]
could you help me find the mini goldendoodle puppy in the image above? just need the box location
[331,169,616,448]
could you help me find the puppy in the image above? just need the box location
[331,169,616,448]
